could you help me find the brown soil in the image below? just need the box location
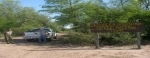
[0,33,150,58]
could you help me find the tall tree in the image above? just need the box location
[0,0,21,31]
[42,0,82,30]
[138,0,150,10]
[0,0,59,35]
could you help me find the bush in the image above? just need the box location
[12,28,25,36]
[141,35,150,45]
[62,30,138,46]
[99,32,136,46]
[62,31,94,46]
[0,32,3,38]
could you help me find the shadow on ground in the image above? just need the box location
[0,37,63,46]
[27,47,142,51]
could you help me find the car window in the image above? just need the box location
[32,29,40,32]
[51,29,55,32]
[27,29,51,32]
[43,29,51,32]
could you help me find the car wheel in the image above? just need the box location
[54,36,57,39]
[26,39,32,42]
[47,38,52,42]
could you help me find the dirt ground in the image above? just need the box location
[0,33,150,58]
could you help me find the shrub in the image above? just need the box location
[0,32,3,38]
[99,32,136,46]
[62,31,137,46]
[62,31,94,46]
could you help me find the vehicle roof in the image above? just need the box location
[26,28,53,32]
[33,28,52,29]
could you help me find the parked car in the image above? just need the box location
[24,28,57,41]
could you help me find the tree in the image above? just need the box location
[138,0,150,10]
[42,0,82,31]
[0,0,21,31]
[0,0,58,35]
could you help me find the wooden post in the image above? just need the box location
[95,32,99,49]
[136,20,141,49]
[94,21,99,49]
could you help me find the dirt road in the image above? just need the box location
[0,33,150,58]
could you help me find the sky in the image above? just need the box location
[0,0,110,11]
[19,0,109,28]
[20,0,109,11]
[20,0,45,11]
[20,0,58,21]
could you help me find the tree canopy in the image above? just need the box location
[0,0,60,36]
[42,0,150,33]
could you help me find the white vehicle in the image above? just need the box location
[24,28,57,41]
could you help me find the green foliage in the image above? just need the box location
[43,0,150,45]
[0,32,3,38]
[99,33,136,45]
[62,31,94,45]
[0,0,60,36]
[62,31,137,46]
[48,22,61,32]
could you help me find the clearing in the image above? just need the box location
[0,33,150,58]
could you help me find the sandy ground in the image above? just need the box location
[0,33,150,58]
